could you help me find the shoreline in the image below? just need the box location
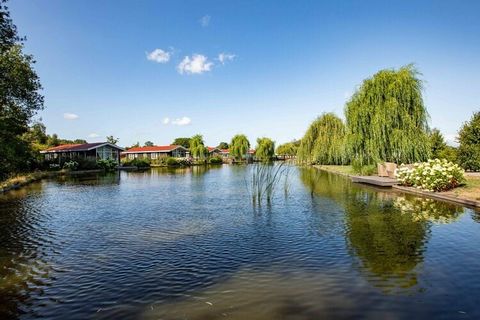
[314,165,480,208]
[0,169,104,194]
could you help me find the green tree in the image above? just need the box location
[73,139,87,144]
[126,142,140,150]
[345,65,430,166]
[47,133,59,146]
[0,1,44,180]
[106,135,119,145]
[429,128,447,159]
[276,141,299,157]
[217,142,229,149]
[144,141,154,147]
[172,137,191,148]
[190,134,207,159]
[457,111,480,171]
[297,113,346,165]
[255,137,275,162]
[230,134,250,160]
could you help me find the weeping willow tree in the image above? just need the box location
[345,65,430,166]
[255,137,275,162]
[297,112,347,165]
[190,134,207,159]
[230,134,250,161]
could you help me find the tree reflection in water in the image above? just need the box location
[299,167,465,293]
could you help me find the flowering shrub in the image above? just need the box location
[395,159,465,192]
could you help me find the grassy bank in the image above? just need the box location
[443,175,480,202]
[313,165,356,176]
[0,171,54,193]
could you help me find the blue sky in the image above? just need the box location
[9,0,480,147]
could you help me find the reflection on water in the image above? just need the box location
[1,166,480,319]
[300,168,429,292]
[394,196,464,223]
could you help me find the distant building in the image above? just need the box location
[207,147,222,156]
[121,145,188,160]
[40,142,124,163]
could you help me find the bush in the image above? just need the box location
[97,159,117,172]
[209,156,223,164]
[166,157,178,166]
[123,158,150,168]
[396,159,465,192]
[63,160,79,171]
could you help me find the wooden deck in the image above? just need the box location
[351,176,399,187]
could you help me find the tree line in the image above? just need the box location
[296,65,480,172]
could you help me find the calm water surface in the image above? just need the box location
[1,165,479,319]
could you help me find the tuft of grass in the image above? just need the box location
[246,163,291,205]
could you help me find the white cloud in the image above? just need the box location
[172,117,191,126]
[63,113,79,120]
[88,133,99,138]
[146,48,171,63]
[217,52,236,65]
[177,54,213,75]
[199,15,210,27]
[163,117,170,125]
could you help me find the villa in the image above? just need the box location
[40,142,124,163]
[121,145,189,160]
[207,147,222,156]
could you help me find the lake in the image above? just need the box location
[1,165,479,319]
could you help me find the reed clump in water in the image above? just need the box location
[247,163,290,205]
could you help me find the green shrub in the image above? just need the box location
[396,159,465,192]
[97,159,117,172]
[209,156,223,164]
[166,157,178,166]
[124,158,151,168]
[63,160,79,171]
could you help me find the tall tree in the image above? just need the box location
[429,128,447,159]
[457,111,480,171]
[297,113,346,165]
[172,137,191,148]
[230,134,250,160]
[106,135,119,145]
[255,137,275,162]
[276,140,299,157]
[217,142,229,149]
[345,65,430,166]
[190,134,207,159]
[144,141,154,147]
[0,0,44,179]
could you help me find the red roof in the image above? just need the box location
[122,145,185,153]
[41,142,122,153]
[207,147,221,152]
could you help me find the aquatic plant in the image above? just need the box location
[247,163,290,205]
[345,65,430,166]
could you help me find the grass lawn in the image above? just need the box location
[443,175,480,202]
[314,165,356,176]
